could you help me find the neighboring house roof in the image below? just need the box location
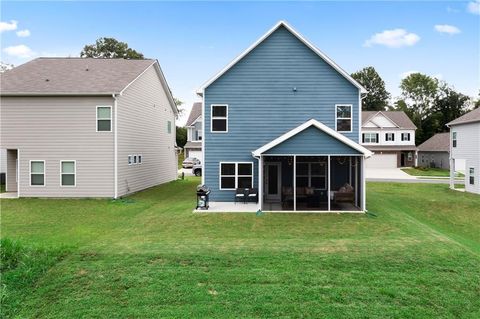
[196,20,367,95]
[362,111,417,129]
[252,119,373,157]
[184,141,202,149]
[417,133,450,152]
[447,107,480,126]
[186,102,202,126]
[1,57,178,114]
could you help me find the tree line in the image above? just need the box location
[351,66,479,144]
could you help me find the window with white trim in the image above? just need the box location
[128,155,132,165]
[469,167,475,185]
[385,133,395,141]
[133,155,137,164]
[30,161,45,186]
[336,104,352,132]
[61,161,76,186]
[219,162,253,189]
[211,105,228,132]
[452,132,457,148]
[97,106,112,132]
[296,162,327,190]
[167,121,172,134]
[362,133,378,143]
[401,133,411,141]
[138,155,142,164]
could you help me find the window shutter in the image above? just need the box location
[362,134,365,143]
[376,133,379,143]
[392,134,395,141]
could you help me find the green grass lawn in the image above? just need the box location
[0,184,5,193]
[402,167,463,177]
[1,179,479,318]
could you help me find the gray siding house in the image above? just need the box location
[417,133,450,169]
[197,21,372,212]
[0,58,178,198]
[447,108,480,194]
[183,102,202,159]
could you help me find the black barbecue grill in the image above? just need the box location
[196,185,210,210]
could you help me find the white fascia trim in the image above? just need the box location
[251,119,373,158]
[196,20,367,96]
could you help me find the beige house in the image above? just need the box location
[0,58,178,198]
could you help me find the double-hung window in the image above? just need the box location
[61,161,76,186]
[219,162,253,189]
[401,133,411,141]
[167,121,172,134]
[296,162,327,190]
[362,133,378,143]
[30,160,45,186]
[97,106,112,132]
[452,132,457,148]
[211,105,228,132]
[385,133,395,141]
[469,167,475,185]
[336,104,352,132]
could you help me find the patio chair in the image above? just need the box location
[247,188,258,203]
[235,188,247,204]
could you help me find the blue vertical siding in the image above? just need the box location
[204,26,360,201]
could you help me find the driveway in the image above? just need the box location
[366,168,414,180]
[178,168,194,177]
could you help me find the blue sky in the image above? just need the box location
[1,1,479,125]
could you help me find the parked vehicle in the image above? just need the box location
[182,157,200,168]
[192,163,202,176]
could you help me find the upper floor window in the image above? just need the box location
[211,104,228,132]
[61,161,76,186]
[336,104,352,132]
[452,132,457,148]
[469,167,475,185]
[385,133,395,141]
[167,121,172,134]
[401,133,411,141]
[362,133,378,143]
[196,129,203,141]
[97,106,112,132]
[30,160,45,186]
[219,162,253,190]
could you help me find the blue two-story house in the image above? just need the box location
[197,21,372,212]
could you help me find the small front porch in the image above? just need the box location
[261,155,363,212]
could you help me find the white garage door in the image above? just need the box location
[366,154,397,169]
[188,150,202,161]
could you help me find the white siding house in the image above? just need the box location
[361,111,417,168]
[448,108,480,194]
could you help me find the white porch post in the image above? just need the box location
[293,155,297,211]
[258,155,263,210]
[355,157,358,207]
[362,156,366,211]
[328,155,331,211]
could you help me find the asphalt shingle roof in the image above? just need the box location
[186,102,202,126]
[417,132,450,152]
[0,57,155,95]
[362,111,417,129]
[447,108,480,126]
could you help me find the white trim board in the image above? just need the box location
[196,20,367,95]
[252,119,373,158]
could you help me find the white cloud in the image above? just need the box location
[0,20,18,32]
[3,45,35,58]
[434,24,461,35]
[364,29,420,48]
[16,29,30,37]
[467,0,480,14]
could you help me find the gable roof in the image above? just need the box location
[186,102,202,126]
[417,133,450,152]
[447,107,480,126]
[0,57,177,114]
[252,119,373,157]
[196,21,367,95]
[362,111,417,129]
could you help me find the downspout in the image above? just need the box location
[113,93,118,199]
[252,153,261,211]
